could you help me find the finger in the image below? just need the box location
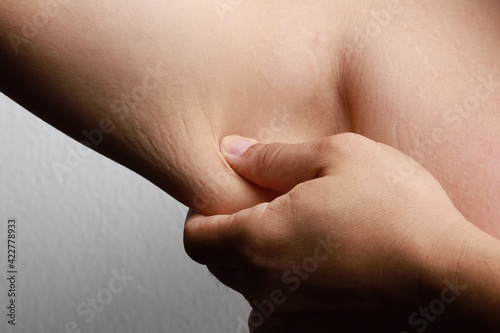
[183,204,268,267]
[220,135,332,192]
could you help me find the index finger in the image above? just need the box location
[183,203,268,268]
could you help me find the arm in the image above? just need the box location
[0,1,282,214]
[184,134,500,332]
[0,0,359,215]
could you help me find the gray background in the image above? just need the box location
[0,93,250,333]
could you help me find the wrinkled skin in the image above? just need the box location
[1,0,499,227]
[0,0,499,331]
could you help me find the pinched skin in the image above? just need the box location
[0,0,499,236]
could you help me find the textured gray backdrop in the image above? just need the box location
[0,93,250,333]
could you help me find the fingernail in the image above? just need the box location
[221,135,257,156]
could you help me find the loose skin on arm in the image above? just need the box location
[0,0,351,215]
[0,0,499,235]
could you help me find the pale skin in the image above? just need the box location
[0,0,499,330]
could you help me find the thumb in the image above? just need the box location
[220,135,333,192]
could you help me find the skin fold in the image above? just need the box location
[0,0,348,215]
[0,0,499,330]
[0,0,498,229]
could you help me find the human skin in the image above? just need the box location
[0,0,498,331]
[0,0,347,215]
[0,0,498,233]
[184,134,500,332]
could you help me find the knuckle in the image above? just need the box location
[320,132,354,152]
[235,211,263,265]
[314,136,340,158]
[239,205,283,269]
[268,190,297,218]
[251,143,287,179]
[315,132,372,162]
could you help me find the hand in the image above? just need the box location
[184,133,483,330]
